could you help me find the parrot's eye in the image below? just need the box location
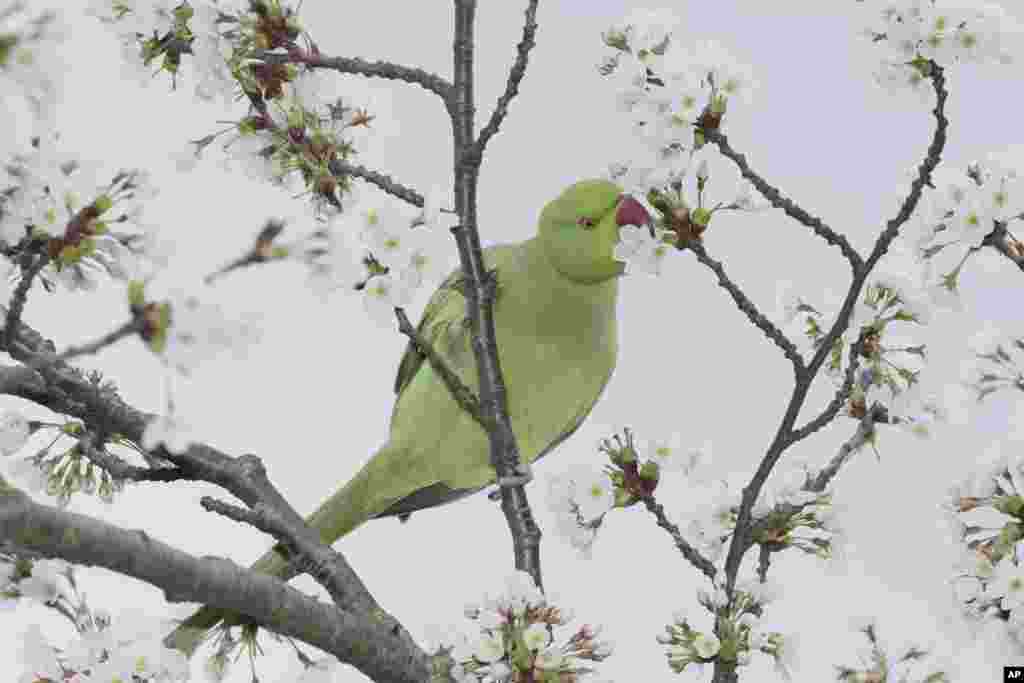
[576,216,596,229]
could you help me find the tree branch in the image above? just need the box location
[688,240,804,373]
[79,436,191,483]
[22,318,146,371]
[274,48,453,100]
[641,494,717,581]
[199,497,350,609]
[394,307,484,425]
[327,158,429,210]
[0,307,384,618]
[704,129,863,272]
[790,328,869,442]
[0,485,433,683]
[4,251,48,351]
[470,0,539,157]
[983,221,1024,273]
[447,0,545,590]
[718,62,949,603]
[806,408,879,493]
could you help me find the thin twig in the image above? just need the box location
[790,328,869,442]
[79,435,190,483]
[705,128,863,271]
[807,408,878,493]
[280,48,453,100]
[328,159,428,209]
[470,0,539,158]
[983,221,1024,273]
[4,252,48,350]
[719,62,949,603]
[641,494,717,581]
[689,240,804,373]
[394,307,484,426]
[22,318,146,372]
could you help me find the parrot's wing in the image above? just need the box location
[373,481,480,520]
[535,362,615,464]
[392,265,468,396]
[392,245,510,398]
[381,329,615,523]
[379,263,488,523]
[379,366,613,521]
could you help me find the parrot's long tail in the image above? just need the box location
[162,445,391,658]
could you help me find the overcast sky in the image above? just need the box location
[4,1,1024,681]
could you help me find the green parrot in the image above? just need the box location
[163,178,651,656]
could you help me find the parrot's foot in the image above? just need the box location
[488,463,534,501]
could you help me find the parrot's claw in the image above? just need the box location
[498,463,533,488]
[487,463,535,501]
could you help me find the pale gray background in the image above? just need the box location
[3,1,1024,681]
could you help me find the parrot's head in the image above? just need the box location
[538,178,652,284]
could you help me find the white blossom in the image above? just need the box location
[17,558,72,604]
[0,410,31,456]
[362,273,414,327]
[984,554,1024,611]
[474,631,505,664]
[613,224,671,275]
[693,632,721,659]
[574,469,615,521]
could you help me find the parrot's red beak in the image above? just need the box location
[615,194,652,228]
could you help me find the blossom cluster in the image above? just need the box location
[834,617,950,683]
[595,9,767,277]
[774,246,954,442]
[657,577,798,680]
[88,0,465,329]
[680,462,841,569]
[435,570,613,683]
[0,134,168,291]
[0,409,138,506]
[2,556,189,682]
[0,1,67,122]
[961,321,1024,404]
[944,453,1024,647]
[905,152,1024,298]
[545,429,710,557]
[857,0,1022,101]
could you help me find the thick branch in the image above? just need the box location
[447,0,544,587]
[0,308,380,612]
[0,486,432,683]
[199,498,350,608]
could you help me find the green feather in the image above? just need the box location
[164,179,629,656]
